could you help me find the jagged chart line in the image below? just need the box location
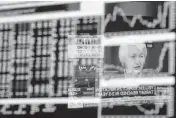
[104,2,170,30]
[102,100,166,115]
[135,103,165,115]
[102,96,167,115]
[156,42,169,72]
[78,65,97,71]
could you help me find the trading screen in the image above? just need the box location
[0,1,176,118]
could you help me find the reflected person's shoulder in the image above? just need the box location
[103,70,124,80]
[142,69,169,77]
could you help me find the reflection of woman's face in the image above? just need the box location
[124,45,146,75]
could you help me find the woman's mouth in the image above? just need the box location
[134,66,141,70]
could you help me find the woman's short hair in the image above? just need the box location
[118,43,147,66]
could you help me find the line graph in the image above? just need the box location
[136,103,164,115]
[102,99,167,115]
[104,2,170,32]
[101,90,172,115]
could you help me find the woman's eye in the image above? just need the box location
[140,55,144,58]
[131,55,136,58]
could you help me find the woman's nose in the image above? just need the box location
[135,58,141,65]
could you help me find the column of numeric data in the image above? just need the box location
[76,16,101,67]
[51,18,76,97]
[0,24,14,98]
[30,21,52,97]
[11,23,32,98]
[76,16,102,94]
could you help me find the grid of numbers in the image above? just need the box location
[11,23,32,98]
[0,24,13,98]
[0,16,101,98]
[30,21,52,97]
